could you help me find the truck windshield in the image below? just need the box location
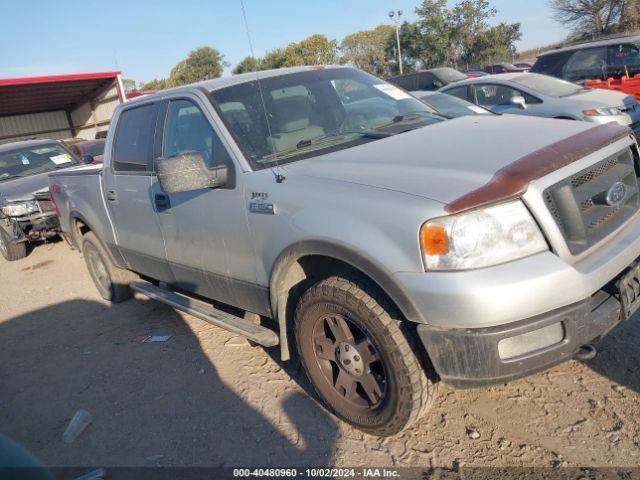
[0,144,78,182]
[209,68,444,169]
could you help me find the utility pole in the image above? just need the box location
[388,10,403,75]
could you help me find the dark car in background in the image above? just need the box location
[387,67,467,92]
[531,35,640,82]
[0,139,80,261]
[484,63,529,74]
[66,139,106,164]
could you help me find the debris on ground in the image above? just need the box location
[142,335,172,343]
[466,427,481,439]
[62,410,93,444]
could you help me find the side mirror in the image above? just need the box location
[81,154,94,164]
[156,151,227,194]
[510,95,527,109]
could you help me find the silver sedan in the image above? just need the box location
[439,72,640,134]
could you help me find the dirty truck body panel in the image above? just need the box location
[50,66,640,389]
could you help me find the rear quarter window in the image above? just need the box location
[531,51,573,77]
[112,104,157,173]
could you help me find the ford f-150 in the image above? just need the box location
[50,66,640,436]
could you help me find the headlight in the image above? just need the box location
[1,201,38,217]
[583,107,623,116]
[420,201,548,271]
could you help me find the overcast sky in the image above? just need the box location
[0,0,565,82]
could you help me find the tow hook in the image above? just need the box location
[574,344,597,361]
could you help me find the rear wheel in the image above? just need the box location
[82,232,135,302]
[294,276,437,436]
[0,229,27,261]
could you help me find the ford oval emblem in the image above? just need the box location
[606,181,627,206]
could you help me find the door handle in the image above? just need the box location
[106,190,117,202]
[155,193,170,210]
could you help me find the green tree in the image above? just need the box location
[168,47,227,87]
[283,34,338,66]
[122,78,137,93]
[400,0,455,70]
[472,22,522,66]
[340,25,396,76]
[260,49,287,70]
[397,0,521,71]
[451,0,498,68]
[139,78,167,91]
[232,56,262,74]
[550,0,623,37]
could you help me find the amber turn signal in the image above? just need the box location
[420,225,449,256]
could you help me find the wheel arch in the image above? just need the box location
[269,240,423,360]
[68,211,124,267]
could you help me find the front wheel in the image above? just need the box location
[294,276,437,436]
[82,232,135,302]
[0,228,27,261]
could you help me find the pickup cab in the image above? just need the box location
[50,66,640,436]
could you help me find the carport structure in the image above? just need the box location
[0,71,125,144]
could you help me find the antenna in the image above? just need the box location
[239,0,285,183]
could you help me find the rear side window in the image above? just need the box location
[564,47,607,81]
[113,104,156,172]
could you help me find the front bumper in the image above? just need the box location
[417,287,625,388]
[1,212,60,243]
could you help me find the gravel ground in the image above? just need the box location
[1,241,639,472]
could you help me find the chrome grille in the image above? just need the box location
[544,147,640,255]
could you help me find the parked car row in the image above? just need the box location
[38,65,640,437]
[440,72,640,135]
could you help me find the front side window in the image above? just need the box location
[444,85,471,101]
[113,104,156,172]
[473,84,517,106]
[162,99,232,170]
[0,143,78,181]
[210,68,443,169]
[607,43,640,76]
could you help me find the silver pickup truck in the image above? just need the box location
[50,66,640,436]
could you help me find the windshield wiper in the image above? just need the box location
[295,131,391,149]
[259,131,391,163]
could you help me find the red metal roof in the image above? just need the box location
[0,71,123,117]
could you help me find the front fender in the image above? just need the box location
[269,239,424,325]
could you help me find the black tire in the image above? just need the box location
[82,232,136,302]
[0,228,27,261]
[294,276,437,436]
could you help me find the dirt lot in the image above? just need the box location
[1,241,640,472]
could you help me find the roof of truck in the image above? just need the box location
[539,34,640,56]
[124,65,349,105]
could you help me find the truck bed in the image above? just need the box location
[49,165,121,262]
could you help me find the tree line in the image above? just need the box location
[130,0,521,91]
[551,0,640,39]
[126,0,640,92]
